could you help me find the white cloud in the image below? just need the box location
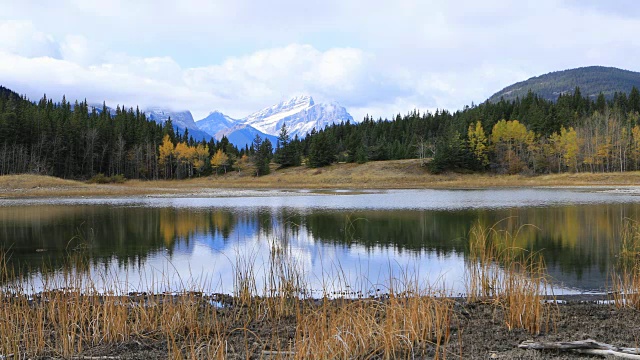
[184,44,401,116]
[0,20,59,58]
[0,51,218,112]
[60,34,105,65]
[0,1,640,121]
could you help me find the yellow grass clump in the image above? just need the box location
[611,219,640,309]
[465,221,555,335]
[0,243,457,359]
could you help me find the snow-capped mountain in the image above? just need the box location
[146,108,199,129]
[196,111,277,149]
[216,124,278,150]
[146,108,212,140]
[87,104,116,116]
[242,95,354,138]
[193,95,353,148]
[196,111,238,138]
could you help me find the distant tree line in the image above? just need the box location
[297,86,640,174]
[0,86,250,179]
[3,84,640,179]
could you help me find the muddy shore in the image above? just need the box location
[12,294,635,360]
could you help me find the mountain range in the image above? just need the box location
[73,65,640,150]
[144,95,354,148]
[239,95,353,138]
[488,66,640,102]
[145,108,213,141]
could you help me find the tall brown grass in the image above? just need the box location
[611,219,640,309]
[0,251,227,359]
[0,221,566,358]
[0,243,456,359]
[465,221,554,335]
[295,275,453,360]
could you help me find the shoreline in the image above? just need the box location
[2,159,640,198]
[1,289,636,359]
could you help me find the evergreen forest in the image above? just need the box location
[2,83,640,179]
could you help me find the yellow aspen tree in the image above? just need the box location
[174,142,194,178]
[467,121,489,167]
[191,143,209,176]
[210,149,229,175]
[632,125,640,170]
[236,154,249,173]
[559,127,579,172]
[491,120,533,173]
[157,134,175,179]
[547,131,563,172]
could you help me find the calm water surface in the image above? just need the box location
[1,188,639,295]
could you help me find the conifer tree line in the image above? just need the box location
[300,86,640,174]
[3,84,640,179]
[0,86,249,179]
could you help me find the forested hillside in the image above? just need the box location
[489,66,640,102]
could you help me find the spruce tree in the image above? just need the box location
[275,123,298,167]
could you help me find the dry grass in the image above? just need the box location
[0,243,457,359]
[4,160,640,198]
[0,252,227,359]
[0,174,87,190]
[296,295,453,359]
[465,222,555,335]
[0,222,568,358]
[611,220,640,309]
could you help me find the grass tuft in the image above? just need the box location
[465,221,555,335]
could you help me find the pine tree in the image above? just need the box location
[629,86,640,113]
[308,130,336,168]
[274,123,299,167]
[250,134,272,176]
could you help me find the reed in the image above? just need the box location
[0,243,459,359]
[611,219,640,309]
[0,223,563,358]
[0,250,229,359]
[263,240,308,320]
[295,290,453,359]
[465,221,554,334]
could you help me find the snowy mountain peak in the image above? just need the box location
[283,95,314,107]
[241,95,353,138]
[145,108,197,128]
[145,108,211,140]
[196,110,238,139]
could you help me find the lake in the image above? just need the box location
[1,188,639,295]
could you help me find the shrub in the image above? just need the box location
[88,173,126,184]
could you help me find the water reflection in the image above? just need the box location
[1,190,639,294]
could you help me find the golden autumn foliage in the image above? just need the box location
[235,154,250,173]
[559,127,579,172]
[467,121,489,167]
[491,120,536,174]
[192,144,210,175]
[158,135,175,178]
[174,142,193,164]
[210,149,229,174]
[160,140,211,178]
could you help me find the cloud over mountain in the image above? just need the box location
[1,1,640,120]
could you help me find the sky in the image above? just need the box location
[0,0,639,121]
